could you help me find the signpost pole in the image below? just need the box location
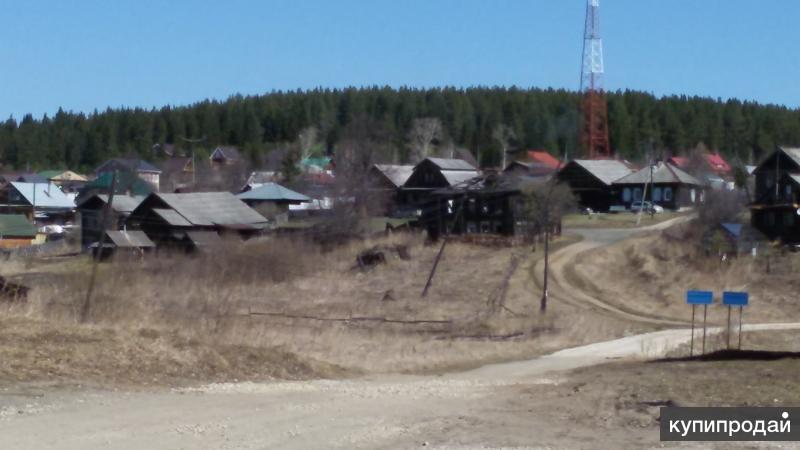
[702,304,708,354]
[738,306,743,350]
[726,306,732,350]
[690,304,696,357]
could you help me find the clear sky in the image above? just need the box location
[0,0,797,119]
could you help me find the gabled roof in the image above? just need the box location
[526,150,562,170]
[424,157,477,171]
[9,182,75,209]
[83,172,155,197]
[210,146,241,162]
[96,158,161,174]
[441,170,480,186]
[236,183,311,202]
[42,170,87,182]
[105,230,155,248]
[706,153,731,173]
[0,214,37,238]
[143,192,268,227]
[613,162,702,186]
[76,194,146,214]
[373,164,415,188]
[153,208,193,226]
[567,160,634,186]
[778,146,800,168]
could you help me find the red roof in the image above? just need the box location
[667,154,730,174]
[705,153,731,174]
[526,150,562,170]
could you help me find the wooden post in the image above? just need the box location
[702,304,708,354]
[421,238,447,298]
[726,305,732,350]
[738,306,743,350]
[690,304,696,357]
[81,173,117,323]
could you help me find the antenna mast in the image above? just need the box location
[579,0,612,159]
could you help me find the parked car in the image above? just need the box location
[630,201,664,214]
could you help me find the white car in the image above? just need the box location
[630,201,664,214]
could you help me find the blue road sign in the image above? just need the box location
[686,290,713,305]
[722,291,749,306]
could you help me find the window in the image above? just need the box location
[786,185,793,200]
[480,221,491,233]
[622,188,631,202]
[468,198,476,214]
[633,187,643,202]
[765,173,774,188]
[446,200,454,214]
[690,189,696,203]
[653,187,662,202]
[663,187,673,201]
[466,222,478,233]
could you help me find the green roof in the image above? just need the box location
[300,156,331,169]
[0,214,37,238]
[84,172,153,196]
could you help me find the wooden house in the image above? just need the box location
[401,158,479,207]
[95,158,162,190]
[612,162,703,210]
[0,182,75,223]
[0,214,37,248]
[236,182,310,221]
[90,230,155,259]
[210,146,242,166]
[750,146,800,242]
[368,164,415,215]
[76,194,146,247]
[557,160,633,211]
[126,192,268,250]
[422,174,533,240]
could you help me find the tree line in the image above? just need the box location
[1,86,799,172]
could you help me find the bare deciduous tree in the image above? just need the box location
[492,124,516,170]
[298,126,319,161]
[407,118,443,163]
[519,178,576,312]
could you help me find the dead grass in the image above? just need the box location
[0,231,638,381]
[570,222,800,324]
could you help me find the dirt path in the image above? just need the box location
[532,216,695,326]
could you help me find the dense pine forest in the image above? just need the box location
[1,86,799,172]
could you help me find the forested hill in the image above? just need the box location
[2,87,799,172]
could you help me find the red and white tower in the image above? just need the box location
[579,0,612,159]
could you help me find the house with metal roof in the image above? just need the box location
[127,192,268,249]
[402,157,479,200]
[0,182,75,223]
[612,162,703,210]
[557,159,634,211]
[750,146,800,242]
[0,214,37,248]
[236,183,311,221]
[95,158,162,190]
[76,194,147,247]
[90,230,156,259]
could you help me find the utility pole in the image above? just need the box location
[81,172,117,323]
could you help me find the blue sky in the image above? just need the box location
[0,0,797,119]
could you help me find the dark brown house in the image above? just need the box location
[557,159,633,211]
[422,174,534,240]
[750,146,800,242]
[76,194,146,248]
[401,157,479,206]
[612,162,703,210]
[126,192,268,250]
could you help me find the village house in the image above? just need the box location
[76,194,146,247]
[95,158,162,190]
[401,157,480,207]
[126,192,269,250]
[209,146,242,166]
[0,182,75,224]
[77,170,155,205]
[750,146,800,242]
[236,182,310,222]
[611,162,703,210]
[368,164,415,214]
[38,170,88,193]
[668,152,733,189]
[557,159,633,211]
[0,214,38,248]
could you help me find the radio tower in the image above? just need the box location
[579,0,612,159]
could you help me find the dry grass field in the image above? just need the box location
[0,231,643,384]
[570,221,800,325]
